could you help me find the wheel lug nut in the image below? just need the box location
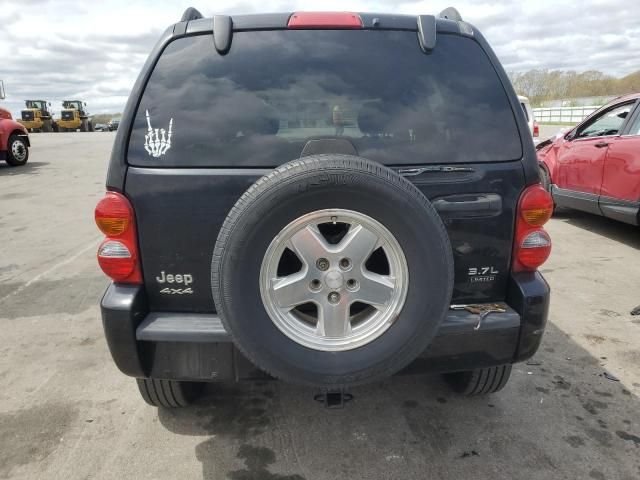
[339,258,351,270]
[328,292,340,304]
[310,279,322,291]
[316,258,330,271]
[346,279,358,291]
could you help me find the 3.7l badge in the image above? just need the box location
[468,266,499,283]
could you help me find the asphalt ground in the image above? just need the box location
[1,132,639,480]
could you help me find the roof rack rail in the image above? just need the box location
[438,7,463,22]
[181,7,204,22]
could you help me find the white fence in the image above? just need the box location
[532,106,601,124]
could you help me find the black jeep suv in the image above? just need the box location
[97,8,552,407]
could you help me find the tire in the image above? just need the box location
[212,155,454,387]
[136,378,202,407]
[80,120,87,132]
[444,364,512,396]
[43,119,52,133]
[88,122,94,132]
[5,135,29,166]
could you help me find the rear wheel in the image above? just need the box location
[136,378,202,407]
[443,364,512,396]
[5,135,29,166]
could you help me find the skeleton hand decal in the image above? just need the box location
[144,110,173,157]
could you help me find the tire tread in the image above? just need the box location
[445,364,512,396]
[135,378,200,407]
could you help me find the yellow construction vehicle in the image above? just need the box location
[17,100,59,132]
[58,100,93,132]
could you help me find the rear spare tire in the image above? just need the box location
[212,155,454,387]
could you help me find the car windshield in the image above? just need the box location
[128,30,521,167]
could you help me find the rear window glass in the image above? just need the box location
[128,30,521,167]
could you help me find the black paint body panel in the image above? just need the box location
[508,271,550,362]
[101,12,550,382]
[125,160,524,312]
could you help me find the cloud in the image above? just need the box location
[1,0,638,117]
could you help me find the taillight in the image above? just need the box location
[288,12,363,29]
[519,185,553,226]
[513,184,553,272]
[533,120,539,138]
[95,192,142,283]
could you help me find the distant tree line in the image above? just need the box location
[509,69,640,106]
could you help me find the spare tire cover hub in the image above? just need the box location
[259,208,409,352]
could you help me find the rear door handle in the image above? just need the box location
[594,141,610,148]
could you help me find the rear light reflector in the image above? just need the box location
[99,240,132,258]
[517,230,552,270]
[95,192,142,284]
[288,12,363,29]
[97,240,138,282]
[533,120,539,138]
[513,184,553,272]
[521,230,551,249]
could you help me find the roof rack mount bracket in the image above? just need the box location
[213,15,233,55]
[417,15,437,53]
[438,7,463,22]
[181,7,204,22]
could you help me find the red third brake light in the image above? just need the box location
[95,192,142,284]
[288,12,363,29]
[513,184,553,272]
[533,120,540,138]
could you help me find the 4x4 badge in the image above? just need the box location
[144,110,173,158]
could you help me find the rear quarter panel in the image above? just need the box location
[537,139,562,183]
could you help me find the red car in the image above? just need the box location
[0,81,30,167]
[537,93,640,225]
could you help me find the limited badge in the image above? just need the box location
[144,110,173,157]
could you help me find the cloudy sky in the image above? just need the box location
[1,0,638,116]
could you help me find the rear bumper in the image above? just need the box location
[101,272,549,381]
